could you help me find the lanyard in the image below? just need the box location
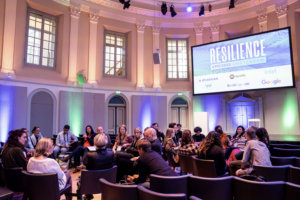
[119,134,126,145]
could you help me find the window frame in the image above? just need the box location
[103,29,128,79]
[24,8,58,71]
[166,38,189,81]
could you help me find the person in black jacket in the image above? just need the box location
[2,129,28,170]
[193,126,205,142]
[62,125,96,173]
[127,139,177,188]
[198,131,229,176]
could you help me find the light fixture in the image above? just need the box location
[187,5,192,12]
[199,5,205,16]
[119,0,125,4]
[229,0,237,10]
[161,2,167,15]
[170,5,177,17]
[123,0,130,10]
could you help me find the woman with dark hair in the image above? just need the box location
[21,128,35,158]
[192,127,205,142]
[112,125,133,153]
[30,126,43,148]
[256,128,270,147]
[232,126,245,140]
[62,125,97,173]
[198,131,228,176]
[179,130,198,155]
[2,129,28,169]
[215,125,232,151]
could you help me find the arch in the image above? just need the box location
[168,95,191,130]
[105,93,130,135]
[27,88,57,136]
[109,96,125,105]
[172,98,187,105]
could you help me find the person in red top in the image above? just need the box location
[62,125,96,173]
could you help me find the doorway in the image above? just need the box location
[108,96,126,135]
[171,98,188,130]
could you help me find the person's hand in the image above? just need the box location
[130,157,139,161]
[65,145,70,148]
[179,138,182,141]
[83,134,87,138]
[127,175,134,183]
[69,141,75,145]
[122,144,129,148]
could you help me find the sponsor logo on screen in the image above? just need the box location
[205,84,212,88]
[261,79,281,85]
[199,78,218,82]
[227,83,250,87]
[265,69,276,74]
[229,74,246,79]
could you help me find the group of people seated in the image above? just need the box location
[0,122,272,200]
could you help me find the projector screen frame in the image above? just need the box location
[191,27,295,96]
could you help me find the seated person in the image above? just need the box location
[112,125,133,153]
[215,125,232,151]
[179,130,198,156]
[235,130,272,176]
[2,129,28,170]
[127,139,178,188]
[255,128,270,147]
[30,126,43,148]
[27,138,71,191]
[144,128,162,155]
[192,127,205,143]
[151,124,164,144]
[168,123,178,145]
[163,128,177,152]
[176,124,183,142]
[124,127,143,157]
[96,126,111,149]
[22,128,35,157]
[198,131,229,176]
[62,125,96,173]
[53,125,78,159]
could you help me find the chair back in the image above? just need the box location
[289,166,300,185]
[286,182,300,200]
[150,174,188,195]
[21,171,60,200]
[269,144,286,156]
[233,177,285,200]
[285,145,300,149]
[166,151,178,169]
[253,165,290,182]
[178,154,195,174]
[0,161,5,187]
[277,141,300,145]
[79,165,117,195]
[1,166,23,192]
[270,156,295,166]
[273,148,300,157]
[193,157,217,178]
[188,175,233,200]
[138,186,186,200]
[99,178,138,200]
[189,196,202,200]
[294,158,300,167]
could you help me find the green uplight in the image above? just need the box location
[282,91,297,129]
[68,92,84,137]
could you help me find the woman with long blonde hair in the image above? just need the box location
[27,138,71,190]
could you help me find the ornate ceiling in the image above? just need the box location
[54,0,294,28]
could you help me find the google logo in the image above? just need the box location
[261,79,281,85]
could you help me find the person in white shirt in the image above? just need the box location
[27,138,71,191]
[53,125,78,159]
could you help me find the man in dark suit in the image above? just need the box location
[127,139,178,188]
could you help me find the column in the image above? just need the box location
[152,22,161,90]
[257,11,268,32]
[67,5,81,85]
[87,11,99,88]
[210,20,220,42]
[276,1,288,28]
[194,22,204,45]
[0,0,17,79]
[136,19,146,90]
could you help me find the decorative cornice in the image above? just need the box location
[210,20,220,33]
[89,11,100,22]
[194,22,204,34]
[257,10,268,23]
[276,0,288,17]
[70,6,81,17]
[152,21,161,34]
[136,19,146,32]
